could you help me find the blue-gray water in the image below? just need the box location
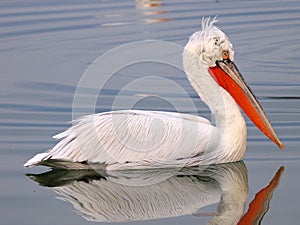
[1,0,300,224]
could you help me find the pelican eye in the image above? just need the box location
[222,50,230,60]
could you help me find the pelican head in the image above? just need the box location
[183,17,284,150]
[186,17,234,68]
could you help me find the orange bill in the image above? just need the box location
[208,60,284,149]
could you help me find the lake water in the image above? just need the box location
[1,0,300,224]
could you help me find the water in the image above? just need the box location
[1,0,300,224]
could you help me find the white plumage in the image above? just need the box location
[24,17,282,170]
[25,110,218,170]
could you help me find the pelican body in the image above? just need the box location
[24,18,283,170]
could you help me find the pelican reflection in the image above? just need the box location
[27,162,283,224]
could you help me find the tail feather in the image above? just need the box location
[23,152,51,167]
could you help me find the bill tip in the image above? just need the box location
[279,142,284,150]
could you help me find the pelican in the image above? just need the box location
[24,17,284,170]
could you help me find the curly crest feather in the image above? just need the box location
[201,16,219,30]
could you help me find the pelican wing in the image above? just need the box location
[24,110,215,169]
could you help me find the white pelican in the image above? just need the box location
[24,17,284,170]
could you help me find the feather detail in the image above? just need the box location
[24,110,215,169]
